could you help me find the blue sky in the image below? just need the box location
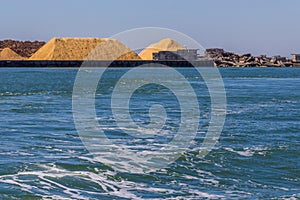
[1,0,299,56]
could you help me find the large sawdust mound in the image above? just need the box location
[0,48,25,60]
[29,38,140,60]
[139,38,184,60]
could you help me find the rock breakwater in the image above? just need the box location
[206,48,293,67]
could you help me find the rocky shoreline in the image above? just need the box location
[206,48,295,67]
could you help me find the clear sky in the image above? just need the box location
[1,0,299,56]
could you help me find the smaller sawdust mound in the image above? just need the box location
[0,48,25,60]
[139,38,184,60]
[29,38,141,60]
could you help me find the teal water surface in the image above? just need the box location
[0,68,299,199]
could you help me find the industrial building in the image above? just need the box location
[153,49,199,61]
[292,54,300,66]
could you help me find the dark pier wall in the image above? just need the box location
[293,62,300,67]
[0,60,214,68]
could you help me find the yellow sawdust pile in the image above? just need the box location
[139,38,184,60]
[29,38,141,60]
[0,48,25,60]
[87,39,141,60]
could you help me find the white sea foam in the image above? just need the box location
[224,146,269,157]
[0,161,234,199]
[0,163,149,199]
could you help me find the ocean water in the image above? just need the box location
[0,67,299,199]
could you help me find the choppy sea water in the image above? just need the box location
[0,67,299,199]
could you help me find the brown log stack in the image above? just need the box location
[0,40,45,58]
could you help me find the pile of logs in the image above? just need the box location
[0,40,45,58]
[206,48,293,67]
